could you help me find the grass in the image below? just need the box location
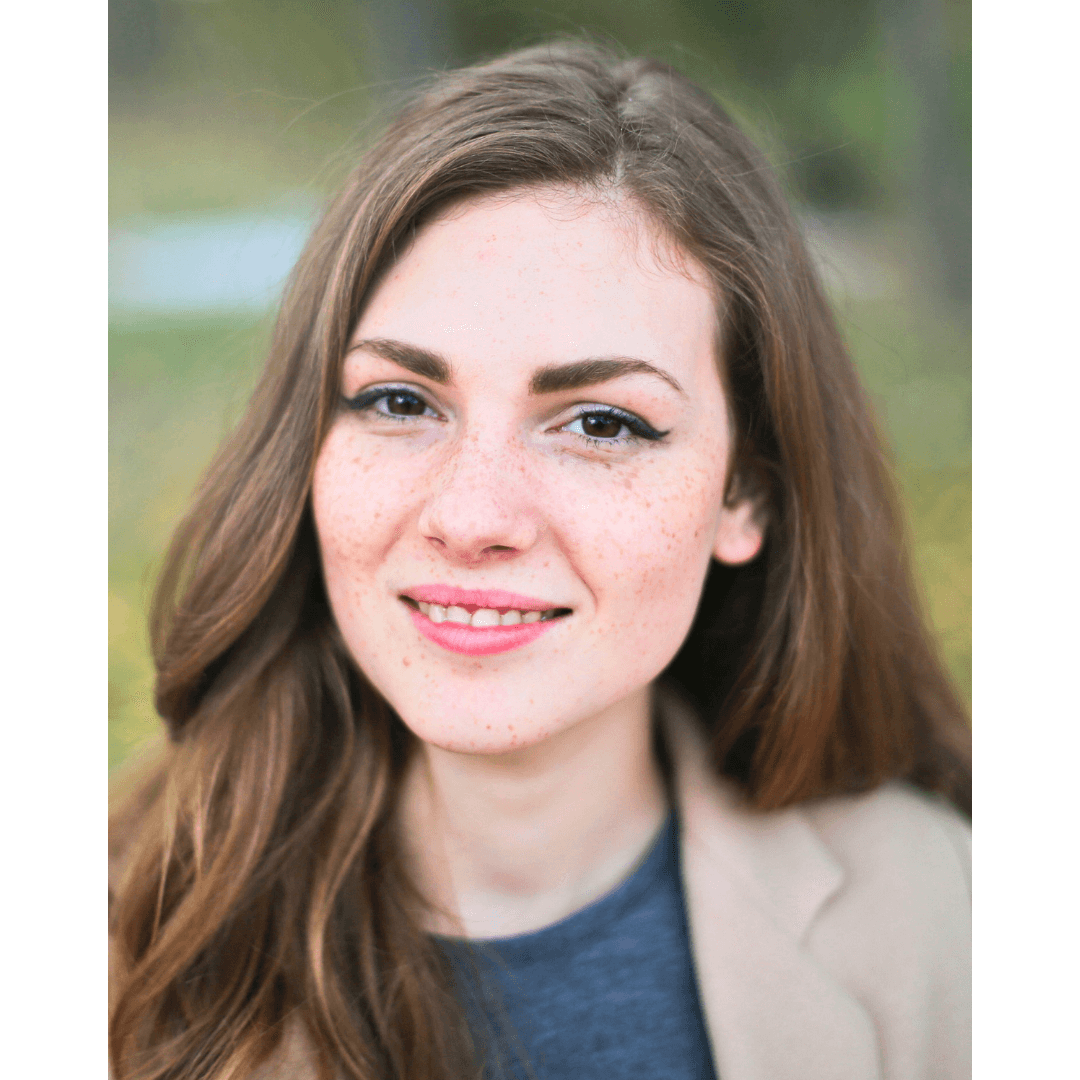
[108,298,971,772]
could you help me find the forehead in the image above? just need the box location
[353,187,719,378]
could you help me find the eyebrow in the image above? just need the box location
[529,357,685,396]
[348,338,452,383]
[347,338,684,396]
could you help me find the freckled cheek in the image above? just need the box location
[563,468,722,621]
[312,438,429,564]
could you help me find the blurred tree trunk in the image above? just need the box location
[880,0,971,306]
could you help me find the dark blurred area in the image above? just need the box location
[109,0,971,768]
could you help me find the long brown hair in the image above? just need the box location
[109,40,970,1080]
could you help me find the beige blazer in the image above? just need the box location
[663,695,971,1080]
[124,696,971,1080]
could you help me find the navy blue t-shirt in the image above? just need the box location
[438,814,718,1080]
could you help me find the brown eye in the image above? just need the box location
[344,385,441,421]
[580,413,625,439]
[385,392,428,416]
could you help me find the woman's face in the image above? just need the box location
[313,187,763,754]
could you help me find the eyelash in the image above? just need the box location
[344,386,440,421]
[562,406,668,445]
[342,387,669,445]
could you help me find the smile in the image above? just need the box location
[400,588,572,656]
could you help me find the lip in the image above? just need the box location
[403,584,562,612]
[407,608,561,655]
[400,584,571,656]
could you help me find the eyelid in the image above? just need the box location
[343,382,443,417]
[557,403,669,442]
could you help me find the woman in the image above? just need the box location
[109,42,971,1080]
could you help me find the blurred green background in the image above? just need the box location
[109,0,971,771]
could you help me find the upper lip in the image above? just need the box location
[402,585,567,612]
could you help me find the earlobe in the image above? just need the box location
[712,497,766,566]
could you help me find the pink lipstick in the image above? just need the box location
[400,585,571,656]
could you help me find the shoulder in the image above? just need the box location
[801,781,971,902]
[798,783,971,1079]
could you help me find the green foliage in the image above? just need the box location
[109,317,268,769]
[837,295,971,712]
[110,0,970,220]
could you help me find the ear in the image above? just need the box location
[712,494,766,566]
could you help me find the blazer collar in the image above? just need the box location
[660,692,882,1080]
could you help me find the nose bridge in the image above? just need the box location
[419,420,537,558]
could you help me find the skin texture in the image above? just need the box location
[312,187,764,935]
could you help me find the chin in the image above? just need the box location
[384,676,592,756]
[401,710,561,756]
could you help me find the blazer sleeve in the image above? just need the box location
[802,785,971,1080]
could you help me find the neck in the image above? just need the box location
[398,685,667,939]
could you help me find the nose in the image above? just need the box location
[417,431,539,562]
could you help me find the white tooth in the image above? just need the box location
[446,605,471,624]
[521,610,542,624]
[500,609,522,625]
[418,601,430,615]
[428,604,446,623]
[471,608,501,627]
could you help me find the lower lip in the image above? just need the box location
[408,608,561,656]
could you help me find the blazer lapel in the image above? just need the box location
[661,696,882,1080]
